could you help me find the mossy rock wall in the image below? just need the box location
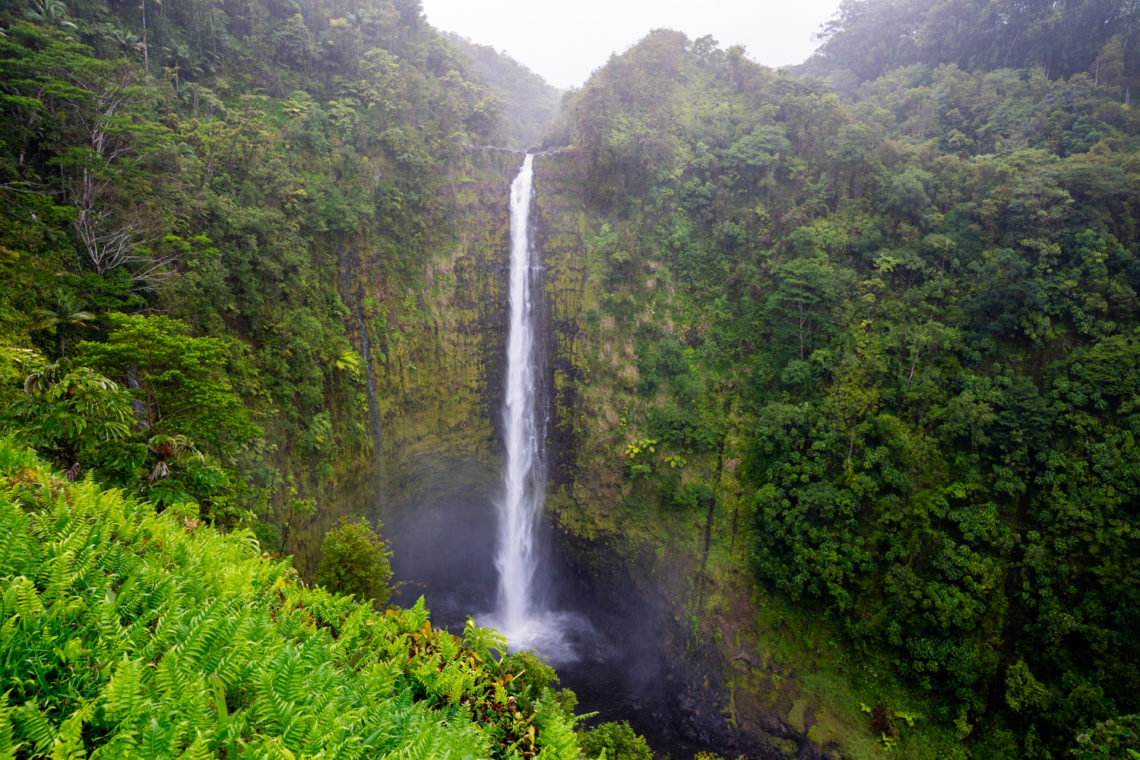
[292,148,524,575]
[530,152,947,759]
[311,147,943,758]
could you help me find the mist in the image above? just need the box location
[420,0,845,89]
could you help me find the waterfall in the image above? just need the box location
[495,153,544,634]
[486,155,584,662]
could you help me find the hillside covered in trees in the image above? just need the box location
[536,9,1140,758]
[0,0,514,529]
[1,0,1139,758]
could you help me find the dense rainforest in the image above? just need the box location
[0,0,1138,757]
[538,8,1140,757]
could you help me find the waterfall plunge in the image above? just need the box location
[496,153,542,631]
[486,155,585,664]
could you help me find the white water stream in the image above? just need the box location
[485,154,584,663]
[496,153,542,631]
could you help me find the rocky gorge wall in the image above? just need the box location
[530,153,910,760]
[312,147,894,759]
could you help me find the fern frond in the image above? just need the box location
[50,701,93,760]
[101,656,145,725]
[137,717,173,760]
[38,550,76,605]
[10,576,45,621]
[0,692,20,760]
[175,734,212,760]
[12,701,55,755]
[533,696,580,760]
[0,506,32,576]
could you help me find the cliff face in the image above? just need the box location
[317,149,882,759]
[528,153,823,758]
[531,153,896,760]
[290,148,521,580]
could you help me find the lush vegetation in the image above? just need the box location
[1,0,1138,757]
[0,0,513,536]
[803,0,1139,97]
[316,515,394,607]
[0,437,580,759]
[547,18,1140,758]
[444,32,561,151]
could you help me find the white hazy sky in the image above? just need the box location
[420,0,845,91]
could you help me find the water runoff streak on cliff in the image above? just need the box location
[485,154,584,664]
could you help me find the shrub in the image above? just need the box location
[316,515,393,608]
[577,720,653,760]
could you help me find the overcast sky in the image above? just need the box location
[420,0,845,91]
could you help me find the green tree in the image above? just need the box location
[31,289,95,357]
[75,313,259,456]
[577,721,653,760]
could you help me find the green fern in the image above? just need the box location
[0,506,32,576]
[175,733,212,760]
[12,702,55,755]
[137,717,174,760]
[102,657,146,725]
[10,576,45,621]
[534,696,580,760]
[49,701,93,760]
[0,692,20,760]
[1,440,578,760]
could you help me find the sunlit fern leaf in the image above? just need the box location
[194,602,243,677]
[154,652,186,702]
[0,506,33,576]
[0,692,19,760]
[208,609,254,688]
[38,549,76,605]
[382,718,435,760]
[175,733,212,760]
[10,576,44,621]
[173,675,212,746]
[251,666,291,734]
[534,696,579,760]
[88,730,137,759]
[50,701,93,760]
[216,712,250,760]
[304,698,363,755]
[275,647,313,707]
[279,711,311,754]
[137,717,174,760]
[404,597,429,632]
[102,657,145,725]
[67,544,102,593]
[12,702,55,755]
[176,603,224,673]
[137,600,182,662]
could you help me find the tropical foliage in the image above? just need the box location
[316,515,394,608]
[1,0,1137,756]
[550,22,1140,758]
[0,438,579,760]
